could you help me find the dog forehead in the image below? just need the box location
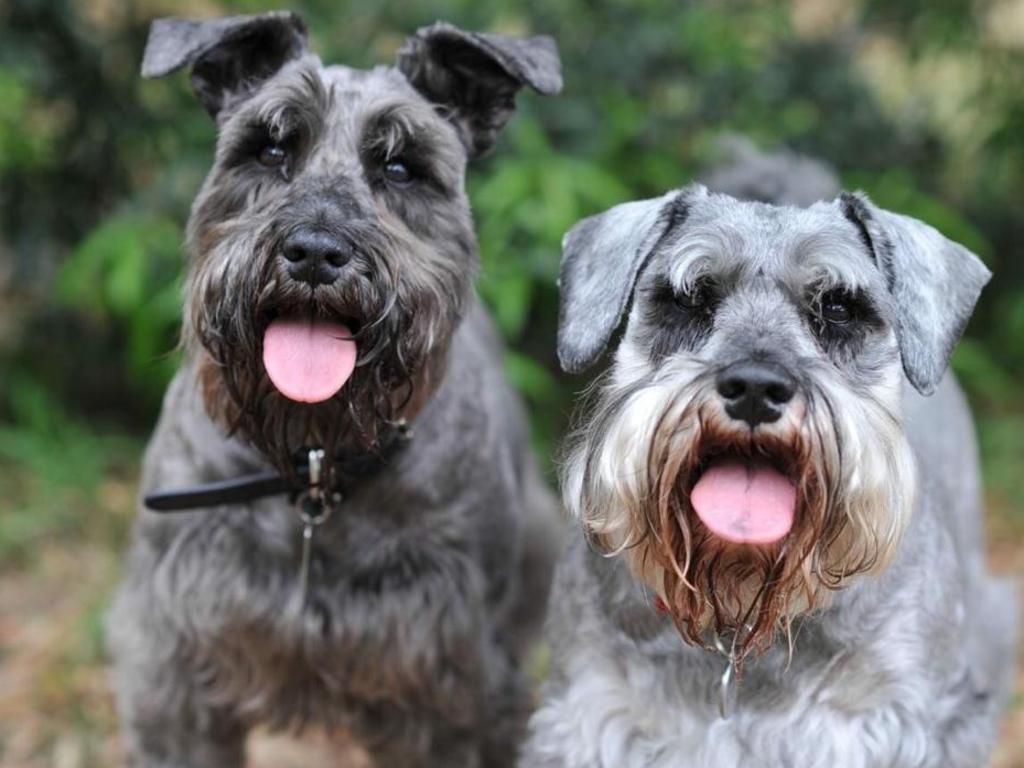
[657,194,880,287]
[223,59,420,120]
[316,63,463,143]
[319,63,419,101]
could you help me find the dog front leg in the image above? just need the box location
[354,704,488,768]
[121,713,245,768]
[362,695,527,768]
[108,586,247,768]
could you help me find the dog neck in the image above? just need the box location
[142,420,412,513]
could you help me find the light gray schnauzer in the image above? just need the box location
[520,161,1017,767]
[107,12,563,767]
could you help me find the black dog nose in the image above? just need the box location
[281,229,351,287]
[716,362,797,428]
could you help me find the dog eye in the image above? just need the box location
[258,143,288,168]
[383,160,413,186]
[675,283,709,310]
[822,300,852,325]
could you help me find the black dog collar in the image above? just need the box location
[143,422,412,513]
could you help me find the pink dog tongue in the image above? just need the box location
[690,460,796,545]
[262,318,357,403]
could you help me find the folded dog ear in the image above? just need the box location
[141,12,309,117]
[557,187,701,374]
[397,22,562,157]
[840,192,991,395]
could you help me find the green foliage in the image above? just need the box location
[57,211,183,395]
[844,168,992,258]
[0,67,55,171]
[0,371,137,566]
[976,412,1024,516]
[1,0,1022,518]
[473,118,631,345]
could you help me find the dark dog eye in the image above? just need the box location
[383,160,413,186]
[822,300,852,325]
[675,282,709,310]
[258,143,288,168]
[809,287,881,360]
[643,277,718,361]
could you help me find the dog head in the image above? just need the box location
[558,185,990,663]
[142,12,561,475]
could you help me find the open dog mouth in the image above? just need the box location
[688,448,798,546]
[261,309,363,404]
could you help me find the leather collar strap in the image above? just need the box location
[143,423,411,513]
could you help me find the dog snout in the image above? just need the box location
[715,361,796,427]
[281,228,352,287]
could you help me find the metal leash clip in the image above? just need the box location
[713,633,738,720]
[296,448,339,605]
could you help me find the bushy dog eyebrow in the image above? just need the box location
[788,229,884,293]
[218,67,328,169]
[252,66,328,138]
[360,102,463,184]
[661,226,747,292]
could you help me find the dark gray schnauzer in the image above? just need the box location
[520,163,1017,766]
[107,12,562,767]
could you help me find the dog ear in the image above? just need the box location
[557,187,702,374]
[141,12,309,117]
[839,192,991,395]
[396,22,562,157]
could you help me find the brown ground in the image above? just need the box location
[988,510,1024,768]
[0,473,1020,768]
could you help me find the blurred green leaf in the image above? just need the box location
[55,211,183,395]
[0,67,56,171]
[504,349,559,401]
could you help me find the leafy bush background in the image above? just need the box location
[0,0,1022,764]
[4,0,1023,517]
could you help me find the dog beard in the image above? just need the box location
[185,226,455,482]
[563,362,916,669]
